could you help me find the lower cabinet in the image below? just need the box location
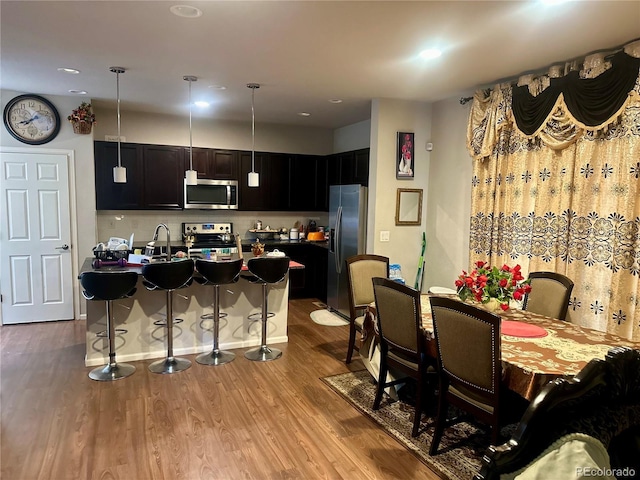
[242,244,328,300]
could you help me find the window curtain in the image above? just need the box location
[466,42,640,341]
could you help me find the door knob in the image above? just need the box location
[56,244,69,250]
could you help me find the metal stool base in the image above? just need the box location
[196,350,235,366]
[89,362,136,381]
[244,345,282,362]
[148,357,191,374]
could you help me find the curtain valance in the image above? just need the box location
[512,51,640,135]
[467,49,640,160]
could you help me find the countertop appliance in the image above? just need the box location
[182,222,238,255]
[327,184,367,318]
[183,179,238,210]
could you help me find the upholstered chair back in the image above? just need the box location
[523,272,574,321]
[373,277,420,354]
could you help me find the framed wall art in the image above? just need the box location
[397,132,414,179]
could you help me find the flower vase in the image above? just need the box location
[484,298,504,313]
[72,122,92,135]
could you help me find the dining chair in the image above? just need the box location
[523,271,574,321]
[372,277,434,437]
[345,254,389,364]
[429,296,503,454]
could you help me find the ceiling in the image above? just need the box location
[2,1,639,129]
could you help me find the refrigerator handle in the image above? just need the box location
[335,205,343,273]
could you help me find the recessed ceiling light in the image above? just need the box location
[69,90,87,95]
[328,99,343,104]
[208,85,227,90]
[419,48,442,60]
[58,67,80,74]
[297,112,311,117]
[194,101,210,108]
[170,5,202,18]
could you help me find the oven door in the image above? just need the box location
[184,179,238,210]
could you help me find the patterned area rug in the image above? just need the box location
[322,369,516,480]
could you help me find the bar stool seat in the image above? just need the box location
[142,259,194,374]
[244,256,290,362]
[194,258,243,366]
[80,270,138,381]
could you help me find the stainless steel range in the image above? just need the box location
[182,222,238,256]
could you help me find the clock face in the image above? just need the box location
[3,94,61,145]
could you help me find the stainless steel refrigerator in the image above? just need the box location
[327,184,367,319]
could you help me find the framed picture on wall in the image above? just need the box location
[397,132,414,179]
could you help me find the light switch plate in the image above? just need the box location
[380,231,390,242]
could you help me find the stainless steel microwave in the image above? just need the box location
[184,179,239,210]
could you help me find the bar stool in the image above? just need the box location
[244,256,290,362]
[194,258,243,365]
[142,259,194,374]
[80,270,138,381]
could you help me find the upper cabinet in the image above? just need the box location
[95,141,368,212]
[142,145,184,209]
[94,141,143,210]
[329,148,369,186]
[188,148,238,180]
[95,141,183,210]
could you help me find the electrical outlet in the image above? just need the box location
[380,231,390,242]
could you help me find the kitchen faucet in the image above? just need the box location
[145,223,171,260]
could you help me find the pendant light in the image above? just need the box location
[183,75,198,185]
[110,67,127,183]
[247,83,260,188]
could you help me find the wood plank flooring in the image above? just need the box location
[1,298,441,480]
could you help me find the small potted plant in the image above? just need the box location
[68,102,96,134]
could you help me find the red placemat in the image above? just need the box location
[501,320,548,338]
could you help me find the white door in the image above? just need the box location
[1,151,73,324]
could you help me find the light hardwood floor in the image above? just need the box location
[1,298,441,480]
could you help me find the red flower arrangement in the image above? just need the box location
[455,261,532,311]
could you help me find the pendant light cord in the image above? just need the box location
[116,71,122,169]
[189,78,193,171]
[251,86,255,172]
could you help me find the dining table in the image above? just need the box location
[362,294,639,402]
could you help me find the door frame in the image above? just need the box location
[0,146,79,324]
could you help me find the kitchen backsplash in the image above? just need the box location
[97,210,329,245]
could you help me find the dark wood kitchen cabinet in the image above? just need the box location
[94,141,143,209]
[95,141,184,210]
[328,148,369,187]
[239,151,269,210]
[239,151,290,211]
[289,154,328,211]
[142,145,184,209]
[187,148,238,180]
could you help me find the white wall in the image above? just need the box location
[424,96,473,291]
[368,98,432,289]
[333,119,371,153]
[94,108,334,155]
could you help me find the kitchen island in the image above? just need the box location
[80,257,302,367]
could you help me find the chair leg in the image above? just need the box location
[149,290,192,374]
[411,369,425,437]
[197,285,235,366]
[373,357,388,410]
[429,385,448,455]
[346,322,357,364]
[89,299,136,381]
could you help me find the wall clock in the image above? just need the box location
[3,94,61,145]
